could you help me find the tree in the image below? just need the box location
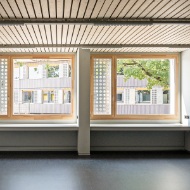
[117,59,170,89]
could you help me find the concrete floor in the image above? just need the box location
[0,151,190,190]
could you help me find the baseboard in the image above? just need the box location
[91,146,185,151]
[0,146,77,151]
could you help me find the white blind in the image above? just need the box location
[0,59,8,115]
[93,59,111,115]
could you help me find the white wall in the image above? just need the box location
[181,49,190,150]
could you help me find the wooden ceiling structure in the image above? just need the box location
[0,0,190,53]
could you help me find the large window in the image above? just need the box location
[91,54,179,120]
[0,55,74,120]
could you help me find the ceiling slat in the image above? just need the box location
[131,0,154,18]
[57,0,64,18]
[57,25,63,44]
[38,25,48,44]
[71,0,81,18]
[80,25,92,44]
[66,25,75,44]
[44,25,52,44]
[153,0,183,18]
[51,25,57,44]
[0,0,15,17]
[77,0,89,18]
[124,0,146,18]
[75,25,87,44]
[103,0,120,18]
[26,25,39,44]
[145,1,175,18]
[87,26,104,44]
[90,0,105,18]
[97,0,114,18]
[71,25,81,44]
[62,25,69,44]
[20,25,34,44]
[49,0,56,18]
[6,0,22,18]
[160,0,188,18]
[41,0,49,18]
[23,0,35,18]
[83,0,96,18]
[64,0,72,18]
[32,0,42,18]
[32,25,43,44]
[111,0,131,18]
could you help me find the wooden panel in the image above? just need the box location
[132,0,154,18]
[104,0,121,18]
[49,0,56,18]
[77,0,89,18]
[71,0,80,18]
[84,0,96,18]
[161,0,188,18]
[75,25,87,44]
[41,0,49,18]
[32,0,42,18]
[38,25,48,44]
[97,0,114,18]
[125,0,147,18]
[87,26,104,44]
[57,0,64,18]
[51,25,57,44]
[145,1,175,18]
[91,0,105,18]
[44,25,52,44]
[139,0,164,18]
[10,26,25,43]
[153,0,183,18]
[62,25,69,44]
[66,25,75,44]
[80,25,92,44]
[64,0,72,18]
[22,0,35,18]
[71,25,81,44]
[0,0,15,18]
[26,25,38,44]
[6,0,22,18]
[56,25,63,44]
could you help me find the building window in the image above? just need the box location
[0,55,74,120]
[91,54,179,120]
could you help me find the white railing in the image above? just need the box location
[14,103,71,114]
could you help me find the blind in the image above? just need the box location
[0,59,8,115]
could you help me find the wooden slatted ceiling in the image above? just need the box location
[0,0,189,19]
[0,25,190,45]
[0,0,190,53]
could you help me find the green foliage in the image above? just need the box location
[45,64,59,78]
[117,59,170,89]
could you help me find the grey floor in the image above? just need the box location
[0,151,190,190]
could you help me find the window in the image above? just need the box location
[91,54,179,120]
[0,55,74,120]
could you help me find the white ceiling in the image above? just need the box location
[0,0,190,53]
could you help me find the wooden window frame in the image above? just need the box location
[90,54,179,120]
[0,54,75,120]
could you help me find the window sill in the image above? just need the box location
[0,124,79,131]
[90,124,190,131]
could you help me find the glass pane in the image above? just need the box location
[13,59,72,115]
[0,59,8,115]
[116,58,175,115]
[93,59,112,115]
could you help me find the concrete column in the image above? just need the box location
[77,48,90,155]
[182,49,190,151]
